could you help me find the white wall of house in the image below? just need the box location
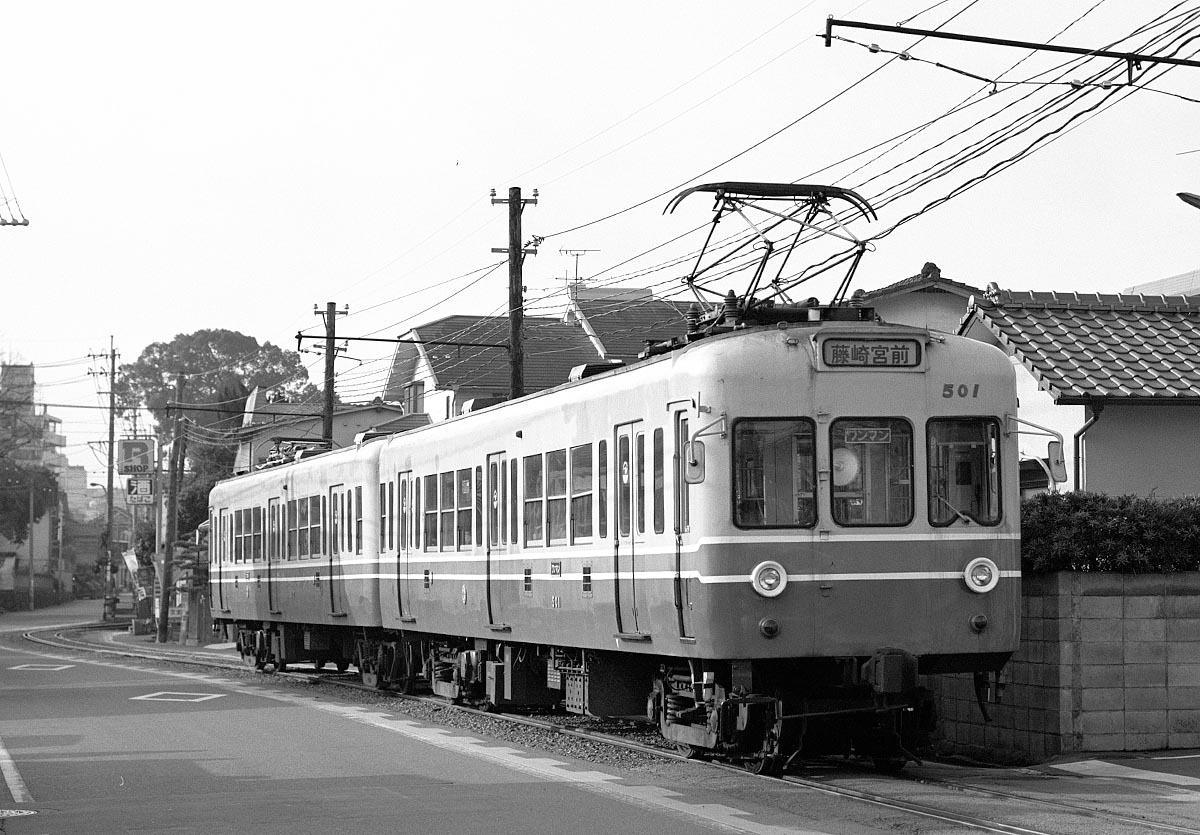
[872,291,972,333]
[1083,404,1200,497]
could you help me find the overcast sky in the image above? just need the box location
[3,1,1198,479]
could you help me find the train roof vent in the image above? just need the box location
[461,396,507,414]
[569,361,625,382]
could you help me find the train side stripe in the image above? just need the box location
[211,569,1022,585]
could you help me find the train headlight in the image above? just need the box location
[751,560,787,598]
[963,557,1000,594]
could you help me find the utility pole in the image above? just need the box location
[27,484,35,611]
[89,338,118,600]
[491,187,538,400]
[157,375,186,643]
[316,303,345,445]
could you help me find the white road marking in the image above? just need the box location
[0,733,32,804]
[130,691,225,703]
[8,664,74,671]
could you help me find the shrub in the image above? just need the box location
[1021,492,1200,574]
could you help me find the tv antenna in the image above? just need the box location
[559,248,599,292]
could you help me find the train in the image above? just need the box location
[209,183,1053,773]
[209,306,1045,772]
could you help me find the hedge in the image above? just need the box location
[1021,492,1200,574]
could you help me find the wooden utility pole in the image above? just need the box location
[104,338,116,598]
[157,374,186,643]
[491,187,538,399]
[317,302,345,445]
[27,484,35,611]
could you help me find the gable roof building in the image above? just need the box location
[856,262,981,333]
[959,286,1200,496]
[382,287,692,422]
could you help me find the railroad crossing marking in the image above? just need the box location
[8,664,73,671]
[131,692,225,703]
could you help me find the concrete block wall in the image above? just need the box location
[925,571,1200,764]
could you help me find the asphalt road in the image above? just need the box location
[0,601,849,835]
[4,600,1200,835]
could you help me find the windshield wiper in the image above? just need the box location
[935,495,973,525]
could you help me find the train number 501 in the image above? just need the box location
[942,383,980,398]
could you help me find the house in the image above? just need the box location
[231,390,425,474]
[959,286,1200,497]
[854,262,981,333]
[382,286,691,422]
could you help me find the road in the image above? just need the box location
[0,601,855,835]
[4,600,1200,835]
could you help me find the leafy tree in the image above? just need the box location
[115,329,321,539]
[0,462,58,545]
[116,329,319,445]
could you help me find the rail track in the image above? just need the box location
[19,624,1200,835]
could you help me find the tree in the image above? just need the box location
[116,329,318,443]
[115,329,321,540]
[0,462,58,545]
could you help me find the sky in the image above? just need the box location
[2,1,1198,481]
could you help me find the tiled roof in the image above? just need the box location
[383,315,598,398]
[959,288,1200,404]
[572,294,691,361]
[859,262,981,301]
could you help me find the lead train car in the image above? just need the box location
[211,311,1021,771]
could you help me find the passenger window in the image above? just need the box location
[547,449,567,545]
[598,440,608,539]
[830,418,913,526]
[653,428,664,534]
[928,418,1002,526]
[524,454,544,545]
[570,443,593,543]
[440,472,456,551]
[456,468,473,549]
[733,419,817,528]
[423,475,438,550]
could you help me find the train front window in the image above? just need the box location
[928,418,1002,526]
[830,418,913,526]
[733,419,816,528]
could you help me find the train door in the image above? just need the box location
[327,484,348,616]
[673,411,694,639]
[215,508,230,613]
[485,452,510,628]
[614,422,645,635]
[396,470,413,620]
[267,497,282,614]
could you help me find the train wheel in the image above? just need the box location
[335,660,350,673]
[312,658,326,671]
[675,743,706,760]
[744,756,781,776]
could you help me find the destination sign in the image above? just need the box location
[823,338,921,368]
